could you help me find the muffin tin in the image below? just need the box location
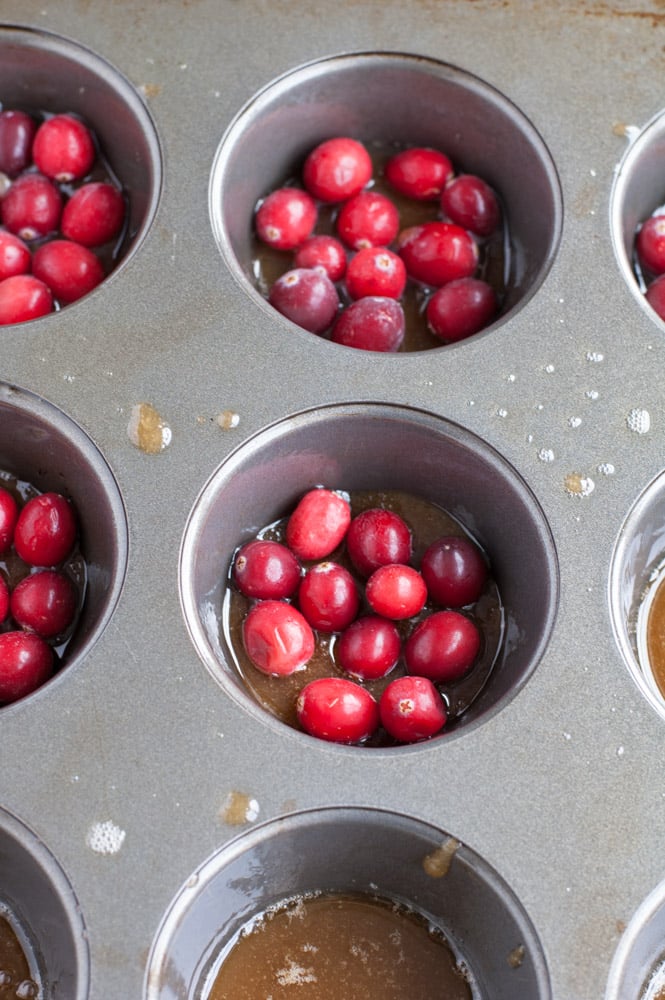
[3,2,665,998]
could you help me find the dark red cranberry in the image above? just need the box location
[346,508,412,577]
[336,191,400,250]
[10,570,78,639]
[441,174,501,237]
[296,676,379,743]
[294,234,347,281]
[297,562,360,633]
[302,137,372,203]
[331,296,405,352]
[0,275,53,325]
[0,110,37,178]
[336,615,401,681]
[397,222,478,287]
[2,173,62,240]
[345,247,407,301]
[32,114,95,182]
[0,487,17,553]
[405,609,480,682]
[61,182,125,247]
[0,576,8,623]
[286,488,351,561]
[242,600,314,676]
[636,215,665,276]
[233,539,301,600]
[426,277,498,343]
[384,147,453,201]
[365,564,427,620]
[646,274,665,320]
[0,230,31,281]
[421,535,488,608]
[379,675,447,743]
[32,239,105,304]
[0,631,54,704]
[255,187,317,251]
[14,492,77,567]
[268,267,339,334]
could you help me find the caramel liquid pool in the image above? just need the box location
[0,912,40,999]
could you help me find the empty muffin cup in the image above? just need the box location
[179,402,559,746]
[144,805,551,999]
[605,876,665,1000]
[209,50,562,350]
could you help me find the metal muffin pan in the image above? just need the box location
[3,2,665,998]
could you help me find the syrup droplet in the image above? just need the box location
[507,944,525,969]
[217,410,240,430]
[568,416,582,428]
[85,819,126,856]
[597,462,615,476]
[127,402,172,454]
[422,838,460,878]
[626,408,651,434]
[564,473,595,498]
[538,448,555,463]
[220,790,260,826]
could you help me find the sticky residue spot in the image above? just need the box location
[598,462,615,476]
[564,473,595,497]
[538,448,555,463]
[586,351,604,363]
[422,838,460,878]
[220,790,260,826]
[127,402,172,454]
[568,416,582,428]
[626,408,651,434]
[508,944,525,969]
[86,820,126,856]
[217,410,240,430]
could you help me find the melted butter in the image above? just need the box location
[127,402,171,454]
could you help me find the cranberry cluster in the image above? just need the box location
[254,137,502,350]
[0,109,126,325]
[0,486,82,704]
[232,487,490,745]
[635,211,665,322]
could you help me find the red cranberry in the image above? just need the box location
[426,277,498,343]
[365,564,427,620]
[14,492,77,567]
[286,488,351,561]
[441,174,501,237]
[297,562,359,633]
[336,615,401,681]
[10,570,78,639]
[379,675,447,743]
[0,631,54,704]
[296,676,379,743]
[0,576,8,623]
[336,191,400,250]
[646,274,665,320]
[268,267,338,334]
[636,215,665,276]
[32,240,105,304]
[331,296,405,352]
[32,114,95,182]
[346,508,412,577]
[255,187,317,251]
[2,173,62,240]
[61,182,125,247]
[294,234,347,282]
[345,247,407,301]
[421,535,488,608]
[0,230,31,281]
[405,609,480,682]
[233,539,301,600]
[397,222,478,287]
[242,600,314,676]
[0,487,17,553]
[0,275,53,325]
[302,137,372,203]
[0,110,37,178]
[384,147,453,201]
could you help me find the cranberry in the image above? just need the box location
[0,275,53,325]
[255,187,317,251]
[0,576,8,623]
[296,676,379,743]
[10,569,78,639]
[336,191,400,250]
[0,110,37,178]
[397,222,478,287]
[646,274,665,321]
[384,147,453,201]
[32,114,95,182]
[0,230,31,281]
[331,296,405,352]
[365,564,427,620]
[268,267,338,334]
[426,277,498,343]
[2,173,62,240]
[233,539,301,600]
[345,247,407,301]
[405,609,480,682]
[441,174,500,238]
[285,488,351,561]
[242,600,314,676]
[297,562,359,632]
[0,487,18,553]
[336,615,401,680]
[637,215,665,276]
[302,137,372,203]
[32,240,105,304]
[293,234,347,281]
[421,535,488,608]
[0,631,54,704]
[14,492,77,567]
[61,182,126,248]
[379,675,447,743]
[346,508,412,577]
